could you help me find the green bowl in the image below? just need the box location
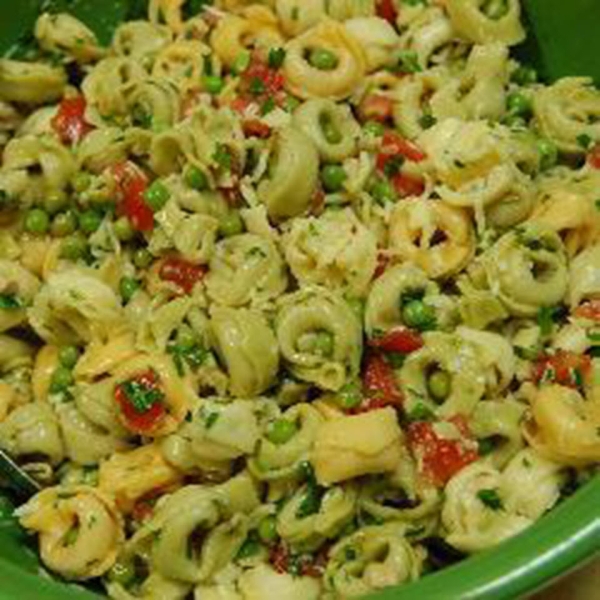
[0,2,599,599]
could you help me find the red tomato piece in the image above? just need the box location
[159,256,207,295]
[408,417,478,487]
[243,59,285,97]
[588,145,600,169]
[392,173,426,197]
[230,97,255,114]
[361,352,403,409]
[242,119,272,138]
[112,162,154,232]
[115,370,166,434]
[269,544,326,578]
[376,0,398,24]
[51,96,93,145]
[532,351,592,389]
[359,94,394,123]
[370,327,424,354]
[574,299,600,321]
[373,252,390,279]
[270,543,289,574]
[380,131,427,163]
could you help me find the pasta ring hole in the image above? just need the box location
[429,229,449,247]
[530,258,556,282]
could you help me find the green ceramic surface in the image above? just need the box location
[0,1,599,598]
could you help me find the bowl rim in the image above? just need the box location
[0,476,598,600]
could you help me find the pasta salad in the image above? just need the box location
[0,0,598,598]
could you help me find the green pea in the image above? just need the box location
[364,121,385,137]
[511,65,537,86]
[337,382,362,410]
[203,75,225,95]
[321,164,347,193]
[370,178,396,205]
[506,92,532,118]
[24,208,50,235]
[113,216,135,242]
[402,299,436,331]
[59,346,80,369]
[51,211,77,237]
[50,366,74,393]
[257,515,278,544]
[232,51,251,75]
[133,248,153,269]
[44,190,68,215]
[71,172,91,193]
[308,48,339,71]
[119,277,140,304]
[427,369,451,402]
[143,181,170,212]
[60,233,88,260]
[313,331,334,357]
[184,165,209,191]
[266,419,298,445]
[219,212,244,237]
[236,539,261,559]
[176,325,197,350]
[108,561,136,587]
[322,119,342,144]
[537,138,558,171]
[78,209,103,234]
[418,113,437,130]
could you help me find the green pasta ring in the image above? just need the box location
[0,0,599,599]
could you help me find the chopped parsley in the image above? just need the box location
[576,133,593,149]
[249,77,266,96]
[268,47,286,69]
[119,375,164,414]
[391,50,422,74]
[0,294,21,309]
[167,342,209,375]
[406,402,435,422]
[204,411,220,429]
[213,144,233,170]
[477,489,503,510]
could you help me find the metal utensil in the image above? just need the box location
[0,449,41,502]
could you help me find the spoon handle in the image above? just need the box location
[0,449,41,502]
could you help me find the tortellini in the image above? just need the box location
[325,523,424,597]
[206,233,288,307]
[284,208,377,297]
[257,127,319,220]
[276,287,362,390]
[17,486,124,580]
[29,268,127,345]
[0,59,66,104]
[210,306,279,397]
[482,223,568,316]
[312,408,404,485]
[389,198,475,279]
[0,259,40,332]
[283,21,367,100]
[533,78,600,154]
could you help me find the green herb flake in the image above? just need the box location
[204,411,220,429]
[0,294,21,310]
[537,306,556,336]
[577,133,593,149]
[477,488,503,510]
[119,374,164,414]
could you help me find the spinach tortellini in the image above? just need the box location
[276,287,362,390]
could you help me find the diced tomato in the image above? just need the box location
[159,256,207,295]
[408,416,478,487]
[373,252,390,279]
[242,58,285,98]
[587,145,600,169]
[376,0,398,24]
[531,351,592,389]
[115,370,166,434]
[230,97,254,114]
[51,96,93,145]
[574,299,600,321]
[370,327,424,354]
[269,543,327,578]
[311,186,325,215]
[220,186,243,208]
[392,173,426,198]
[361,352,403,409]
[112,162,154,232]
[378,131,426,164]
[359,94,394,123]
[242,119,272,138]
